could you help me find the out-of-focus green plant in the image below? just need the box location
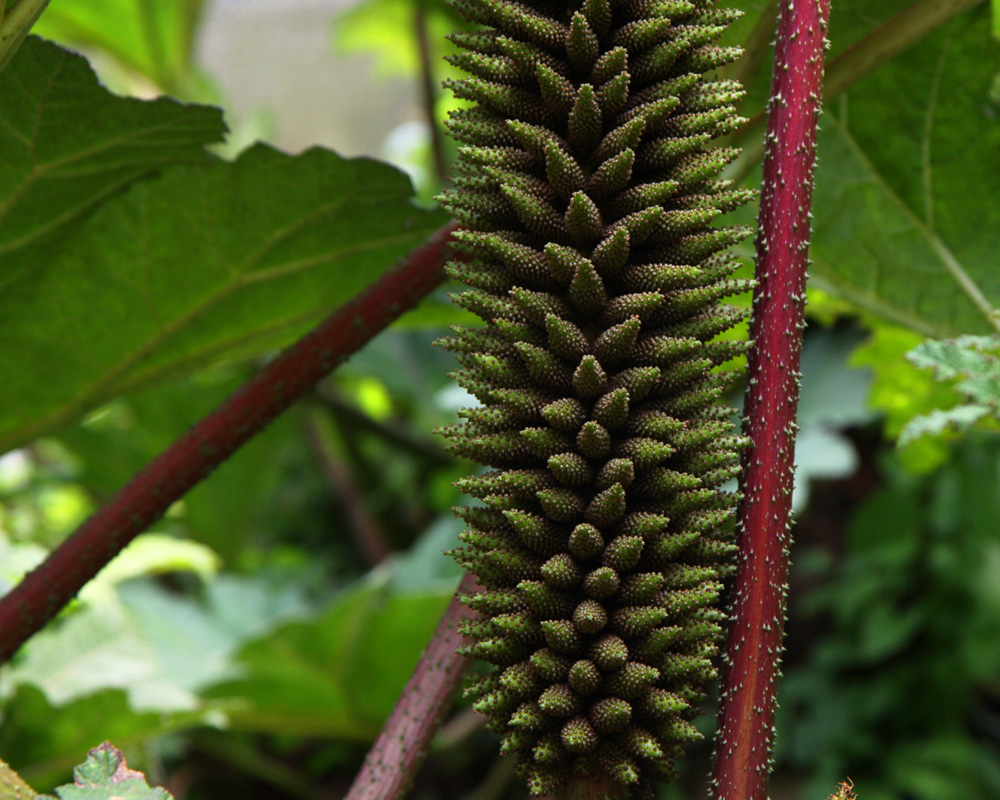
[31,0,208,98]
[779,435,1000,800]
[898,335,1000,446]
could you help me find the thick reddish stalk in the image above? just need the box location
[345,571,481,800]
[712,2,830,800]
[0,221,461,664]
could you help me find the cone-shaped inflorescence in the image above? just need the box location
[438,0,753,795]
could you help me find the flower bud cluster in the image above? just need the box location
[439,0,752,793]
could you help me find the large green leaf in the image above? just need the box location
[0,37,224,269]
[724,0,926,141]
[809,10,1000,336]
[0,141,448,453]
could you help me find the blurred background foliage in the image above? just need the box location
[0,1,999,799]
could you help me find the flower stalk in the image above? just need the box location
[711,2,832,799]
[345,572,482,800]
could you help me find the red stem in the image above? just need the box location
[345,571,481,800]
[0,220,461,665]
[712,2,831,800]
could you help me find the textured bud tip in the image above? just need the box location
[439,0,752,795]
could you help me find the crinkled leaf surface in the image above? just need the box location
[0,37,224,269]
[896,334,1000,446]
[906,335,1000,401]
[52,742,171,800]
[898,403,994,447]
[809,10,1000,336]
[0,140,448,453]
[724,0,928,147]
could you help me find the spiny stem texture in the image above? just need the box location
[712,1,830,799]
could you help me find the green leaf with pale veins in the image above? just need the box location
[0,142,448,454]
[907,335,1000,401]
[898,334,1000,446]
[898,403,994,447]
[809,10,1000,336]
[52,742,172,800]
[0,37,225,272]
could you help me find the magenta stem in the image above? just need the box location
[711,2,832,799]
[345,571,481,800]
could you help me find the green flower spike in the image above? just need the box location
[439,0,753,795]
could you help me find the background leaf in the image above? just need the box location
[896,334,1000,445]
[53,369,313,566]
[898,403,993,446]
[0,757,36,800]
[850,323,965,474]
[7,570,311,713]
[0,140,447,453]
[31,0,206,96]
[809,10,1000,336]
[0,687,202,790]
[0,37,224,271]
[333,0,463,79]
[204,576,456,739]
[906,335,1000,400]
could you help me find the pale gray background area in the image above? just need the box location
[197,0,423,159]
